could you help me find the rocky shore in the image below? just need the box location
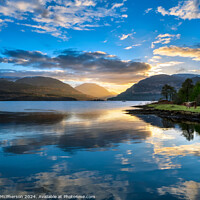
[126,104,200,123]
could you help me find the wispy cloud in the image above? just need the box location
[151,33,181,48]
[124,44,141,50]
[112,0,127,9]
[124,46,133,50]
[156,61,184,67]
[119,33,133,40]
[148,56,162,63]
[148,60,184,75]
[144,8,152,14]
[157,0,200,20]
[171,22,183,31]
[154,45,200,61]
[0,0,127,40]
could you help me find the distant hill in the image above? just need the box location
[109,74,200,101]
[0,77,93,101]
[75,83,116,99]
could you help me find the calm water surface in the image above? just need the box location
[0,101,200,200]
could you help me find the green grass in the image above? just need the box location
[148,104,200,113]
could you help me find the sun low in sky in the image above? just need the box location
[0,0,199,93]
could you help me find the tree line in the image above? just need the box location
[161,78,200,105]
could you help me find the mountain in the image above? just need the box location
[0,77,93,101]
[109,74,200,101]
[16,76,80,94]
[172,74,200,79]
[75,83,116,99]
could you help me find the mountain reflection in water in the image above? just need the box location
[0,101,200,200]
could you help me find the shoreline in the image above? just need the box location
[126,104,200,123]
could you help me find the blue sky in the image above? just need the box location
[0,0,199,92]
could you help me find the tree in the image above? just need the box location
[191,82,200,101]
[161,84,169,100]
[161,84,176,101]
[169,86,177,101]
[190,81,200,105]
[177,78,194,102]
[182,78,194,101]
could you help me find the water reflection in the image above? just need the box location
[0,162,129,200]
[129,114,200,171]
[0,112,69,125]
[158,180,200,200]
[1,103,200,199]
[130,114,200,141]
[0,110,151,154]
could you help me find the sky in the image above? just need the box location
[0,0,199,93]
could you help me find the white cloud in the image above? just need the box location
[157,0,200,20]
[157,6,169,16]
[122,14,128,18]
[151,33,181,48]
[171,22,183,31]
[112,0,127,9]
[112,3,124,9]
[124,46,133,50]
[120,33,133,40]
[124,44,141,50]
[0,0,127,40]
[156,61,184,67]
[75,0,96,7]
[144,8,152,14]
[149,60,184,76]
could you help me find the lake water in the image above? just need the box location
[0,101,200,200]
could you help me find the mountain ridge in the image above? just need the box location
[109,74,200,101]
[75,83,116,99]
[0,77,93,101]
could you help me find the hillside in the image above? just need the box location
[0,77,93,101]
[75,83,116,99]
[109,74,200,101]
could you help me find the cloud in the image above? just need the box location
[157,0,200,20]
[151,33,181,48]
[154,45,200,61]
[148,56,162,63]
[122,14,128,18]
[156,61,184,67]
[0,0,127,39]
[157,6,169,16]
[124,46,133,50]
[112,3,124,9]
[144,8,152,14]
[0,48,152,84]
[124,44,141,50]
[119,33,133,40]
[148,55,184,75]
[112,0,127,9]
[148,60,184,75]
[171,22,182,31]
